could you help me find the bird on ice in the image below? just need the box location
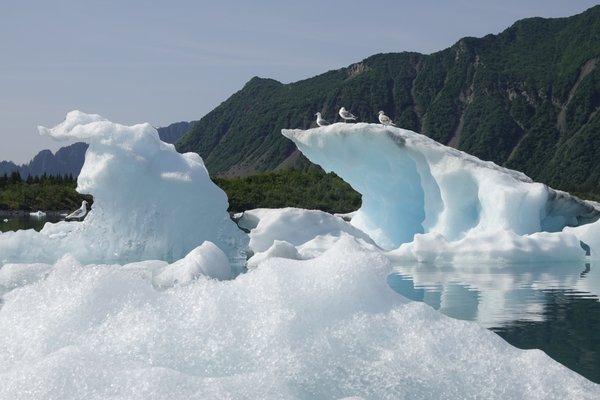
[378,111,396,126]
[339,107,357,122]
[66,200,89,221]
[315,112,330,127]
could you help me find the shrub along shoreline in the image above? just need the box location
[0,169,361,214]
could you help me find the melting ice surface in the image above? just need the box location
[0,114,599,399]
[0,111,247,267]
[283,123,600,262]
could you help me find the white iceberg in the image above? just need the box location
[0,113,598,398]
[154,241,232,286]
[29,211,46,218]
[283,123,600,262]
[0,111,248,266]
[0,238,597,399]
[240,207,375,253]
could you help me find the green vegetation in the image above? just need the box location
[214,169,361,214]
[0,173,90,211]
[177,5,600,195]
[0,170,360,214]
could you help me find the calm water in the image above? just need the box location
[0,214,65,233]
[388,261,600,383]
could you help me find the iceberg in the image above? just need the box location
[0,113,598,398]
[283,123,600,262]
[239,207,377,267]
[0,111,247,266]
[0,238,597,399]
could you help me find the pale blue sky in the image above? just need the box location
[1,0,597,162]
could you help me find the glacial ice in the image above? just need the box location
[283,123,600,261]
[154,241,232,286]
[0,114,599,398]
[0,237,598,399]
[0,111,247,266]
[239,207,377,266]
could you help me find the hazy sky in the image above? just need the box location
[1,0,597,163]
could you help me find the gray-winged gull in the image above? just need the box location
[378,111,396,126]
[339,107,357,122]
[315,112,330,127]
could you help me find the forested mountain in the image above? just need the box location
[0,122,191,178]
[177,6,600,194]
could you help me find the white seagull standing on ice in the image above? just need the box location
[378,111,396,126]
[339,107,357,122]
[66,200,89,221]
[315,112,330,127]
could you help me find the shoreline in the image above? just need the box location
[0,210,69,218]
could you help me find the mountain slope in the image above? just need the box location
[0,121,191,178]
[177,6,600,194]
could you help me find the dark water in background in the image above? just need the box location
[388,261,600,383]
[0,214,65,233]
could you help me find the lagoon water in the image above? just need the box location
[0,214,64,233]
[388,261,600,383]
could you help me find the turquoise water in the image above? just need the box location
[388,261,600,383]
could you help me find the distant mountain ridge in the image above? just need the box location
[176,5,600,194]
[0,122,191,178]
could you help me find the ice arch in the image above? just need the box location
[283,123,600,257]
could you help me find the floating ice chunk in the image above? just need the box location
[0,111,248,266]
[0,237,597,399]
[29,211,46,218]
[240,207,375,253]
[566,218,600,258]
[154,241,232,286]
[247,240,302,268]
[389,229,585,264]
[283,124,600,261]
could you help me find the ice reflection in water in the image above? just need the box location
[388,261,600,383]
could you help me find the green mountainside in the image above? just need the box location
[177,6,600,195]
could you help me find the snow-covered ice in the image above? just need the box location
[0,111,247,266]
[238,207,377,266]
[283,123,600,262]
[0,237,597,399]
[239,207,375,253]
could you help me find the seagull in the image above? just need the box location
[315,112,330,127]
[66,200,89,221]
[378,111,396,126]
[339,107,357,122]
